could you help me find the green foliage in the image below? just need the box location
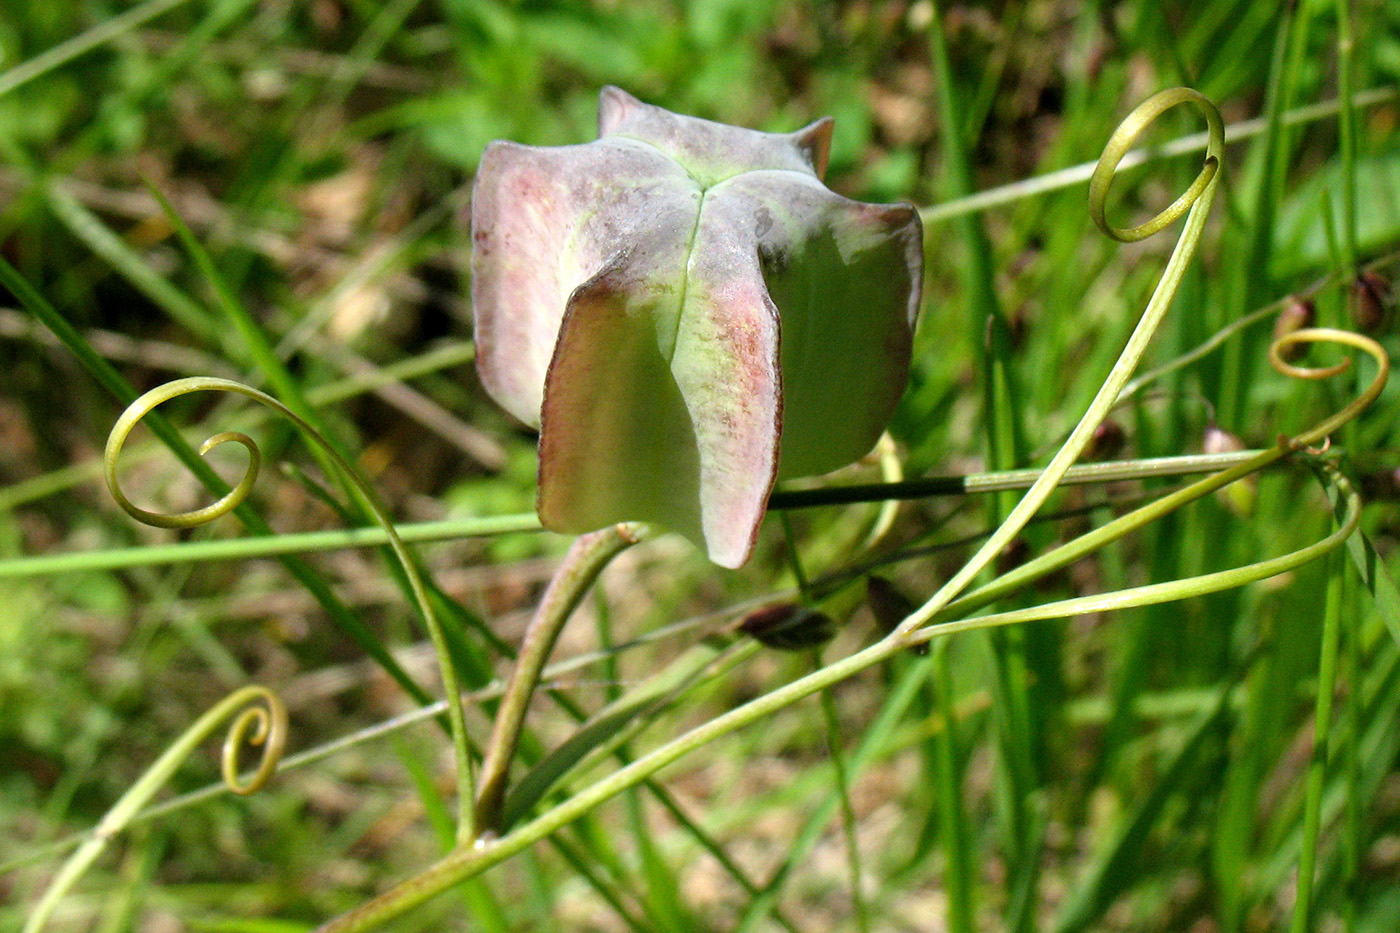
[2,1,1399,931]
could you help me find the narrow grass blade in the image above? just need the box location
[0,0,192,99]
[500,639,739,830]
[933,639,975,933]
[1051,673,1239,933]
[1292,552,1344,932]
[0,256,434,707]
[819,661,871,932]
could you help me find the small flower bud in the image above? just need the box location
[1203,425,1254,515]
[1202,424,1245,456]
[1351,270,1393,334]
[1272,297,1315,362]
[739,603,836,652]
[866,575,928,655]
[1087,419,1127,460]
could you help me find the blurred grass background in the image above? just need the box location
[2,0,1400,930]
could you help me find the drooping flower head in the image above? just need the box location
[472,87,922,567]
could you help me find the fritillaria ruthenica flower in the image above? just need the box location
[471,87,923,568]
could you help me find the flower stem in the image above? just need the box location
[472,522,650,839]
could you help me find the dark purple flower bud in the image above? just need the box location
[739,602,836,651]
[1272,296,1315,362]
[1352,270,1393,334]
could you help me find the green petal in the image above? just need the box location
[711,173,922,479]
[537,252,781,569]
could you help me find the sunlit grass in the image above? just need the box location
[2,1,1399,931]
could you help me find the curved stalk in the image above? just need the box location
[472,522,651,839]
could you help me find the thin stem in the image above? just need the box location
[1292,551,1344,933]
[769,450,1261,510]
[818,656,869,932]
[473,523,650,839]
[779,513,812,595]
[0,513,541,579]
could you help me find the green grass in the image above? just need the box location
[3,1,1400,930]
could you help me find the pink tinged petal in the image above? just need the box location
[709,173,923,480]
[597,86,830,186]
[668,247,782,569]
[471,138,693,427]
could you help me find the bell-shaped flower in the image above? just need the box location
[471,87,923,568]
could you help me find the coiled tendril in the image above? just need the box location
[893,87,1226,638]
[25,686,287,933]
[908,327,1387,642]
[1088,87,1223,243]
[222,686,289,795]
[1269,326,1389,450]
[102,376,476,833]
[104,378,262,529]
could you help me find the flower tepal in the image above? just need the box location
[472,87,923,568]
